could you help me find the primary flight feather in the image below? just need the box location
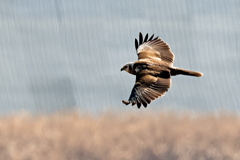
[121,32,203,108]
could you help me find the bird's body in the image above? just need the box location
[121,32,203,108]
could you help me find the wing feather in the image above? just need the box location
[143,33,148,42]
[148,34,154,41]
[122,72,171,108]
[139,32,143,45]
[135,38,138,50]
[135,33,174,65]
[152,36,159,41]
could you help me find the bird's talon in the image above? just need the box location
[122,100,130,105]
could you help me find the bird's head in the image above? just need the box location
[121,62,135,75]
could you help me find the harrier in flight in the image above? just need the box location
[121,32,203,108]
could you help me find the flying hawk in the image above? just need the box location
[121,32,203,108]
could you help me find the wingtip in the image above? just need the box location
[149,34,154,41]
[142,102,147,108]
[135,38,138,50]
[139,32,143,45]
[144,33,148,42]
[137,102,141,108]
[152,36,159,41]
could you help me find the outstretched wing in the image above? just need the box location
[135,32,174,65]
[122,70,171,108]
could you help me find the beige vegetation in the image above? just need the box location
[0,111,240,160]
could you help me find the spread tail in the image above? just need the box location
[170,68,203,77]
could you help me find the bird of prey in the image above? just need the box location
[121,32,203,108]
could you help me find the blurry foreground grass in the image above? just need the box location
[0,111,240,160]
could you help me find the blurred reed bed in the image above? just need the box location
[0,110,240,160]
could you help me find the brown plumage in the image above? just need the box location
[121,32,203,108]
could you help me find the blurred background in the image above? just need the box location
[0,0,239,115]
[1,1,240,159]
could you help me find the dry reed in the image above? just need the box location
[0,111,240,160]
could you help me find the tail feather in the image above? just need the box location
[170,68,203,77]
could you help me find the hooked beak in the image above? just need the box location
[121,66,126,71]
